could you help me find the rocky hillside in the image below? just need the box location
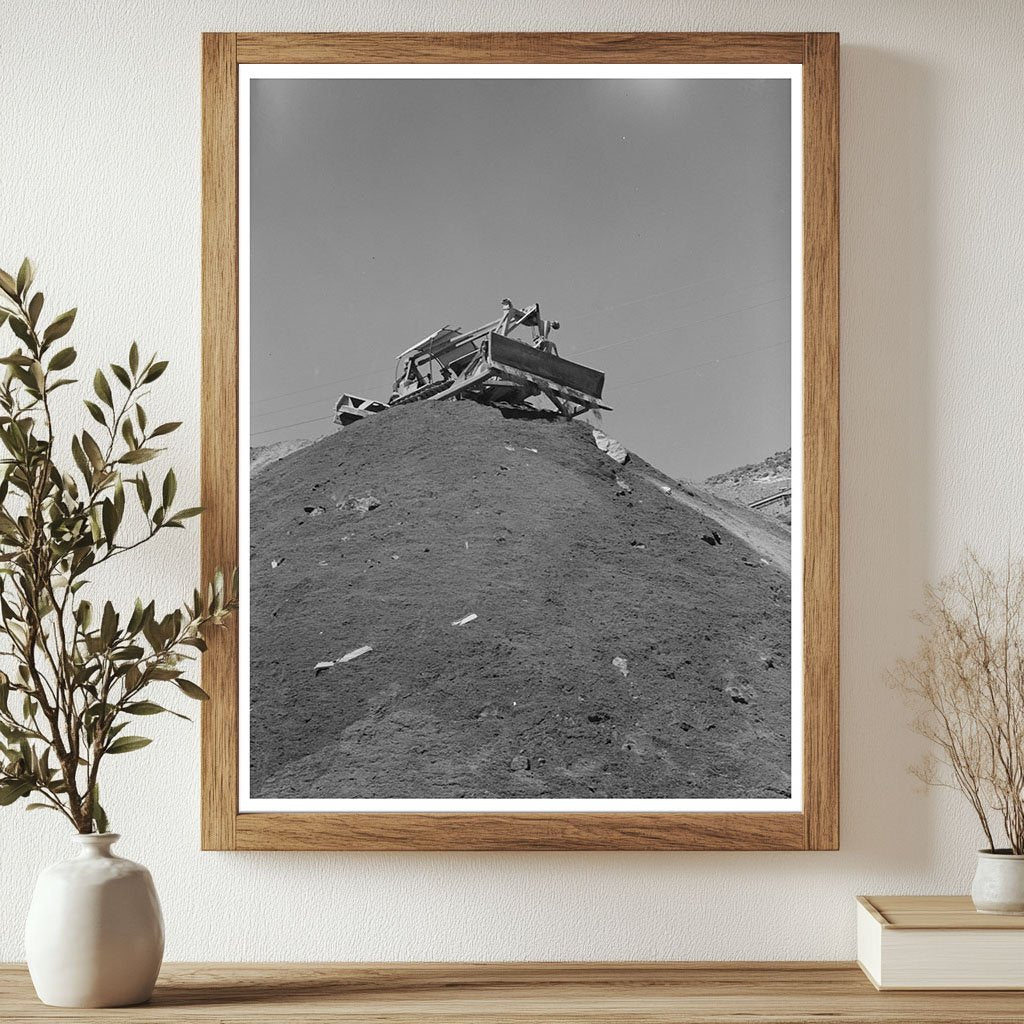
[249,400,791,801]
[703,448,792,528]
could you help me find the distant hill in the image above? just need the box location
[704,448,792,529]
[250,437,317,477]
[249,400,791,801]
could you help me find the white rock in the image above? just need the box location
[338,645,373,663]
[592,429,629,464]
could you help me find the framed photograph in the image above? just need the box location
[201,32,838,851]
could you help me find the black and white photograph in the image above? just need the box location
[241,66,802,809]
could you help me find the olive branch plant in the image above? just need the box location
[0,259,235,834]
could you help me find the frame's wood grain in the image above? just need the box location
[201,32,840,851]
[200,32,239,851]
[234,811,806,852]
[235,32,807,65]
[801,33,841,851]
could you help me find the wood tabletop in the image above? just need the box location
[3,962,1024,1022]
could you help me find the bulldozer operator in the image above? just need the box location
[497,298,560,356]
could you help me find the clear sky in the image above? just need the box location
[249,76,792,481]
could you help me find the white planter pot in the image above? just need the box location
[25,833,164,1007]
[971,850,1024,915]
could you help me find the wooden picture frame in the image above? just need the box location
[201,32,838,851]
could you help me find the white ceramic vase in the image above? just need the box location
[971,850,1024,914]
[25,833,164,1007]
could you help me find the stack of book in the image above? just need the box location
[857,895,1024,989]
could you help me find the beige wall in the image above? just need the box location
[2,0,1021,959]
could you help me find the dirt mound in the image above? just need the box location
[249,400,791,800]
[703,448,792,528]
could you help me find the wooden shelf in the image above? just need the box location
[4,962,1024,1022]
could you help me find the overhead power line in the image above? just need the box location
[252,361,392,406]
[565,295,788,360]
[615,340,789,391]
[250,338,790,440]
[251,415,327,438]
[250,275,788,412]
[252,292,789,424]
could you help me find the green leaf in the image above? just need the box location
[150,421,182,438]
[71,435,92,482]
[162,468,176,508]
[110,645,144,662]
[0,269,18,301]
[129,341,139,375]
[142,360,168,383]
[93,369,113,408]
[43,308,76,344]
[135,473,152,513]
[124,700,166,715]
[148,666,181,680]
[48,346,77,371]
[89,506,105,546]
[0,352,33,366]
[121,418,137,449]
[110,363,131,389]
[27,291,43,328]
[101,498,117,546]
[83,400,106,427]
[126,598,146,635]
[175,679,210,701]
[8,317,31,344]
[0,722,28,742]
[16,257,34,298]
[81,431,105,472]
[0,779,33,805]
[118,448,158,465]
[105,735,152,755]
[100,601,117,646]
[125,700,188,721]
[91,785,108,834]
[169,506,202,523]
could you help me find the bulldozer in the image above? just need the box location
[334,299,609,427]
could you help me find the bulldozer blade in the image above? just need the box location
[485,333,609,411]
[487,333,605,401]
[335,393,389,426]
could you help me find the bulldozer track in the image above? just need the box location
[388,380,451,407]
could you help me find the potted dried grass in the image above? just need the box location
[896,552,1024,913]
